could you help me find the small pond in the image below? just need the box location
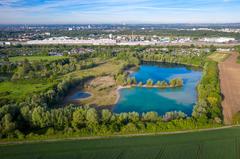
[113,63,202,116]
[70,92,92,100]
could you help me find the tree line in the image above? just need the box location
[0,103,220,140]
[115,73,183,88]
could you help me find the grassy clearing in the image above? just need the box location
[208,52,231,62]
[0,80,56,102]
[7,56,68,62]
[66,59,125,79]
[1,126,240,159]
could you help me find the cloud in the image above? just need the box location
[0,0,21,5]
[0,0,239,24]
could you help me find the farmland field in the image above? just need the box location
[1,126,240,159]
[208,52,230,62]
[219,52,240,124]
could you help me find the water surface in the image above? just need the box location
[70,92,92,100]
[113,63,202,116]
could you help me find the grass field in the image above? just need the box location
[208,52,231,62]
[1,126,240,159]
[6,56,68,62]
[66,59,125,79]
[0,80,55,102]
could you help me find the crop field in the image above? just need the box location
[1,126,240,159]
[7,56,68,62]
[208,52,230,62]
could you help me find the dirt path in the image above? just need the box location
[219,52,240,124]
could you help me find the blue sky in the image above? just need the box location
[0,0,240,24]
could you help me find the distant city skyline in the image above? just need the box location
[0,0,240,24]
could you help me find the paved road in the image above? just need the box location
[219,52,240,124]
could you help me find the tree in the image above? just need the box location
[169,79,177,87]
[131,77,137,85]
[0,114,16,135]
[156,81,161,87]
[86,108,98,126]
[31,106,50,128]
[118,113,128,124]
[142,112,159,122]
[160,81,168,87]
[127,77,132,85]
[71,108,86,129]
[175,78,183,87]
[146,79,153,86]
[116,74,127,86]
[101,109,112,124]
[128,112,139,123]
[121,123,138,133]
[163,111,186,122]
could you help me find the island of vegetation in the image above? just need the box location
[115,73,183,88]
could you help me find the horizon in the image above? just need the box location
[1,23,240,26]
[0,0,240,24]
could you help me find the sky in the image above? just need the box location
[0,0,240,24]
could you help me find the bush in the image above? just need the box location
[232,112,240,125]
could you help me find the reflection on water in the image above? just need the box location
[113,63,202,116]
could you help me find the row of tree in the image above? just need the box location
[0,103,219,139]
[192,61,222,123]
[115,73,183,88]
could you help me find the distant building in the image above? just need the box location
[216,48,232,52]
[201,37,235,43]
[48,52,63,56]
[4,42,11,45]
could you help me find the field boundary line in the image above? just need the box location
[0,125,239,145]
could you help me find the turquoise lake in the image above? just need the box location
[113,63,202,116]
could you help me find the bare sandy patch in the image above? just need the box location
[81,76,118,107]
